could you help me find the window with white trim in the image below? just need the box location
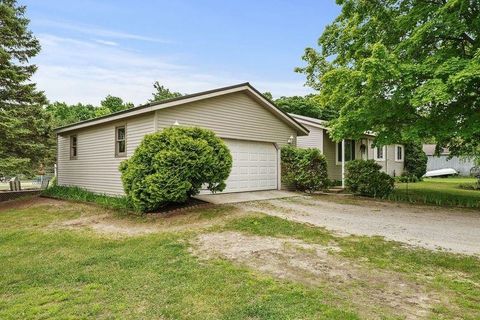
[395,144,404,162]
[336,140,355,164]
[70,135,78,160]
[374,146,386,161]
[115,126,126,157]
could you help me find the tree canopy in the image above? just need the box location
[296,0,480,158]
[0,0,52,176]
[274,95,338,121]
[263,92,338,121]
[45,95,133,128]
[149,81,183,102]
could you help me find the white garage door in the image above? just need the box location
[221,139,278,193]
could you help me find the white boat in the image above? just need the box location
[424,168,458,177]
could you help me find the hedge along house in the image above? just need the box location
[290,114,404,187]
[55,83,309,196]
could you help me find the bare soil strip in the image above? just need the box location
[192,231,443,320]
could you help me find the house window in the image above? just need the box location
[115,126,126,157]
[395,145,404,162]
[374,146,386,161]
[70,135,78,160]
[337,140,355,164]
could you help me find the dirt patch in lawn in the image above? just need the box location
[0,196,65,212]
[49,202,246,237]
[56,214,159,237]
[192,231,443,319]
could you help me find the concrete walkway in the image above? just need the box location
[194,190,299,204]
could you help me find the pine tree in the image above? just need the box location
[0,0,52,176]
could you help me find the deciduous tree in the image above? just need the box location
[296,0,480,159]
[275,95,338,121]
[149,81,183,102]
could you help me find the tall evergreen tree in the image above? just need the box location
[0,0,52,176]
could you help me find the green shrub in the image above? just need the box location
[329,179,343,187]
[396,173,421,183]
[42,185,132,211]
[345,160,395,198]
[404,142,428,178]
[281,145,329,192]
[459,183,480,191]
[119,127,232,212]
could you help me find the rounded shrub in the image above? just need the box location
[119,127,232,212]
[281,145,329,192]
[345,159,394,198]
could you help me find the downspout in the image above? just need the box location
[274,143,281,190]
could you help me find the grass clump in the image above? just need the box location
[459,181,480,191]
[225,215,334,244]
[390,177,480,208]
[42,185,133,212]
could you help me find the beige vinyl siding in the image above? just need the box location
[383,144,404,176]
[296,123,323,151]
[321,135,404,180]
[323,131,341,180]
[367,140,404,176]
[57,114,154,196]
[155,92,296,147]
[57,92,299,195]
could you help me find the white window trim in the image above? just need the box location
[374,146,386,161]
[335,140,355,165]
[70,135,78,160]
[115,125,127,158]
[395,144,404,162]
[335,142,341,165]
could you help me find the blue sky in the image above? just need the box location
[24,0,340,105]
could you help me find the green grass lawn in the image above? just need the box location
[391,177,480,208]
[0,198,479,319]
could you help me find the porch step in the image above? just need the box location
[325,187,345,194]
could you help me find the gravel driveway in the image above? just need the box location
[238,195,480,256]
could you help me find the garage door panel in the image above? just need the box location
[208,139,278,193]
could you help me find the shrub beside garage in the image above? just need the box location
[120,127,232,212]
[281,145,329,193]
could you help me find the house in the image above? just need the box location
[422,144,475,176]
[291,114,405,185]
[55,83,309,196]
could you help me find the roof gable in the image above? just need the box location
[55,83,308,135]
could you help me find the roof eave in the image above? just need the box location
[55,82,309,136]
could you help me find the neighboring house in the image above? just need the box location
[291,114,405,183]
[422,144,475,176]
[55,83,309,196]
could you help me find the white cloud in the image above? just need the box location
[34,19,172,43]
[32,34,311,105]
[94,39,118,46]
